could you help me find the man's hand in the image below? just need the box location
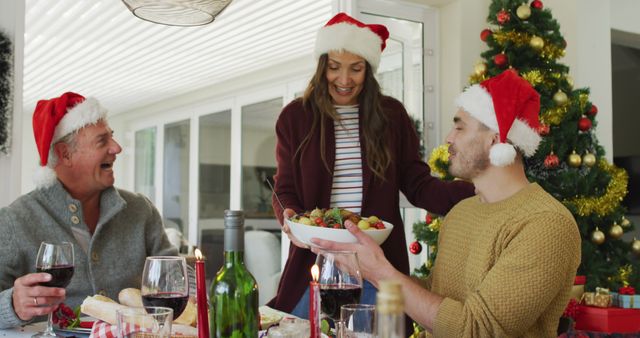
[282,208,310,249]
[313,220,444,330]
[12,273,66,321]
[310,220,395,287]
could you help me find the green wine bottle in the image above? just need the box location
[210,210,260,338]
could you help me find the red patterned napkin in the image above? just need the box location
[90,320,149,338]
[89,320,118,338]
[89,320,198,338]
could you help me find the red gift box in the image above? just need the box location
[575,305,640,333]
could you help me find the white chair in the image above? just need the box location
[244,230,282,305]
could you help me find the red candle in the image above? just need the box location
[195,249,210,338]
[309,264,321,338]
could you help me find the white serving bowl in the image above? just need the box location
[285,218,394,246]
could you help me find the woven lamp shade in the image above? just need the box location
[122,0,232,26]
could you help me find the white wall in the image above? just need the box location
[0,1,24,206]
[437,0,487,139]
[553,0,613,161]
[610,0,640,35]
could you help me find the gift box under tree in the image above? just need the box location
[613,286,640,309]
[581,287,612,308]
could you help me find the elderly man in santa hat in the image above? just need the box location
[313,70,581,337]
[0,92,177,328]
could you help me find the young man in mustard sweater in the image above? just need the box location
[312,70,581,338]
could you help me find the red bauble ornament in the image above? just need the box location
[578,116,592,131]
[494,53,508,68]
[425,214,432,224]
[537,124,550,136]
[497,10,510,25]
[531,0,543,10]
[410,241,422,255]
[588,104,598,116]
[544,153,560,168]
[480,29,492,42]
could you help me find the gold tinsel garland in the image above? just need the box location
[618,265,633,287]
[521,70,544,87]
[469,73,487,85]
[492,31,565,60]
[540,105,569,125]
[427,144,450,178]
[428,218,442,232]
[578,92,589,111]
[540,93,590,125]
[564,160,629,217]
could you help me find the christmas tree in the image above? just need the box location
[412,0,640,292]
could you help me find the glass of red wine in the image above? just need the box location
[141,256,189,320]
[32,241,74,338]
[315,250,363,332]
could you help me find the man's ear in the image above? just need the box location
[53,142,73,166]
[490,132,501,146]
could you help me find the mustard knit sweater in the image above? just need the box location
[429,183,581,338]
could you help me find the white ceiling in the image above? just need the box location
[23,0,332,115]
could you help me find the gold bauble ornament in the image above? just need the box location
[591,227,605,245]
[566,75,574,89]
[583,153,596,167]
[516,4,532,19]
[609,223,623,239]
[529,36,545,50]
[553,90,568,106]
[568,151,582,167]
[621,217,630,228]
[632,238,640,255]
[474,62,487,76]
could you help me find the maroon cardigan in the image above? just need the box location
[267,96,474,312]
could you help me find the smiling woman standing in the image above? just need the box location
[268,13,475,320]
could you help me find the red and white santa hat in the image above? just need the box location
[314,12,389,71]
[455,69,541,167]
[32,92,108,188]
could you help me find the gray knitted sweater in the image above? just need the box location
[0,180,177,329]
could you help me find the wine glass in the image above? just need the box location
[32,242,75,338]
[141,256,189,320]
[315,250,363,330]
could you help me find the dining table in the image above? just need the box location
[0,306,295,338]
[0,321,59,338]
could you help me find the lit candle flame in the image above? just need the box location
[311,264,319,282]
[195,248,203,260]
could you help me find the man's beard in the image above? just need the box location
[448,144,490,180]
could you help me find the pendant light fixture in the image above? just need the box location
[122,0,233,26]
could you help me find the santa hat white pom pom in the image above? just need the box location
[33,165,58,189]
[489,143,517,167]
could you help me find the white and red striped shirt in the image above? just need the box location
[330,105,363,214]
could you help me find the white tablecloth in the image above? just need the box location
[0,321,49,337]
[0,306,294,337]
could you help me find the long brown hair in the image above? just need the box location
[295,54,391,180]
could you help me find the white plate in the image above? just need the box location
[285,218,393,246]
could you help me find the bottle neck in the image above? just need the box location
[223,250,245,266]
[224,222,244,252]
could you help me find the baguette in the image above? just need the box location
[118,287,197,327]
[80,295,129,324]
[118,288,143,307]
[174,298,197,326]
